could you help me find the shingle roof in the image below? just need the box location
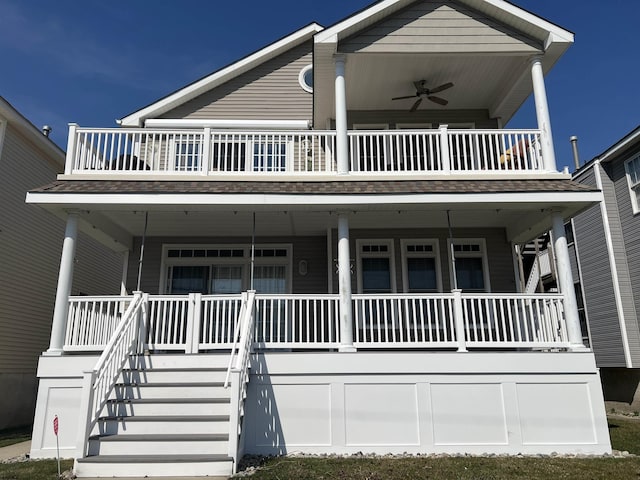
[32,179,597,195]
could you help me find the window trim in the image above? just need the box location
[446,238,491,292]
[624,154,640,215]
[160,243,292,294]
[356,239,396,294]
[400,239,442,293]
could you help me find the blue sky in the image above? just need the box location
[1,0,638,171]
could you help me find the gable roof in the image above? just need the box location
[573,125,640,178]
[119,23,323,127]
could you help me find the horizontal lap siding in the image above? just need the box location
[160,42,313,121]
[0,125,122,374]
[330,227,515,294]
[340,0,541,54]
[609,157,640,366]
[573,167,627,367]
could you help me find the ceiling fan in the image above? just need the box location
[392,80,454,112]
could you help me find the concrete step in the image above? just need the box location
[75,454,234,478]
[88,433,229,456]
[111,382,229,400]
[97,415,230,435]
[104,397,231,417]
[120,367,227,384]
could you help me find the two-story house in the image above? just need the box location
[27,1,611,477]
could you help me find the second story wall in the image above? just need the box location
[159,41,313,121]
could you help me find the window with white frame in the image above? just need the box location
[401,239,441,293]
[173,140,201,171]
[356,240,396,294]
[253,142,288,172]
[625,154,640,214]
[448,239,490,292]
[162,245,291,294]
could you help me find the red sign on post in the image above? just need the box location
[53,415,59,436]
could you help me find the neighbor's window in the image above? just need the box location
[174,141,200,171]
[625,154,640,214]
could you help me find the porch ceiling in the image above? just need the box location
[313,51,533,127]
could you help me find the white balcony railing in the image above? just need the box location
[64,292,570,352]
[64,125,545,176]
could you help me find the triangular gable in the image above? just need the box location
[119,23,323,127]
[340,0,542,54]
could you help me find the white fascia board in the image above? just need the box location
[26,190,602,209]
[464,0,574,45]
[598,128,640,164]
[144,119,311,130]
[119,23,323,127]
[0,97,65,167]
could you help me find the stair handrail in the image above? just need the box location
[224,290,256,388]
[75,291,147,458]
[224,290,256,472]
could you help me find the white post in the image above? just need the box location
[65,123,79,175]
[334,54,349,175]
[530,57,557,172]
[337,214,355,352]
[47,212,79,354]
[186,293,202,354]
[201,127,211,175]
[120,250,129,296]
[452,289,467,352]
[552,213,586,350]
[439,124,451,172]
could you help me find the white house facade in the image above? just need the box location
[27,1,610,477]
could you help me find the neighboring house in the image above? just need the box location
[26,1,611,477]
[567,126,640,402]
[0,97,123,431]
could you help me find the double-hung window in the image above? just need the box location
[401,239,441,293]
[625,154,640,214]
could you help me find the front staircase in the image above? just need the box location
[75,354,236,478]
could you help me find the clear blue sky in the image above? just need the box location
[1,0,638,171]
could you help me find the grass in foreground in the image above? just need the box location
[0,427,31,449]
[609,416,640,454]
[0,459,73,480]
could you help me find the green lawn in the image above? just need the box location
[2,417,640,480]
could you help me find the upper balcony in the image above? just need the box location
[63,125,551,179]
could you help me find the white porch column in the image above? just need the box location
[551,213,586,350]
[47,212,79,354]
[334,54,349,175]
[337,214,355,352]
[530,57,557,172]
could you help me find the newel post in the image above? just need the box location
[65,123,79,175]
[452,289,468,352]
[201,127,211,175]
[186,293,202,354]
[439,124,451,173]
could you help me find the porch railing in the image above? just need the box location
[64,292,570,352]
[64,125,546,176]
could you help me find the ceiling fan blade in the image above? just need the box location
[428,82,454,94]
[410,98,423,112]
[392,95,418,101]
[427,95,448,106]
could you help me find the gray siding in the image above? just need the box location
[340,0,541,54]
[608,155,640,366]
[0,123,122,428]
[161,42,313,121]
[572,166,627,367]
[348,109,498,129]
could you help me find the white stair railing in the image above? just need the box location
[224,290,256,472]
[75,291,147,458]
